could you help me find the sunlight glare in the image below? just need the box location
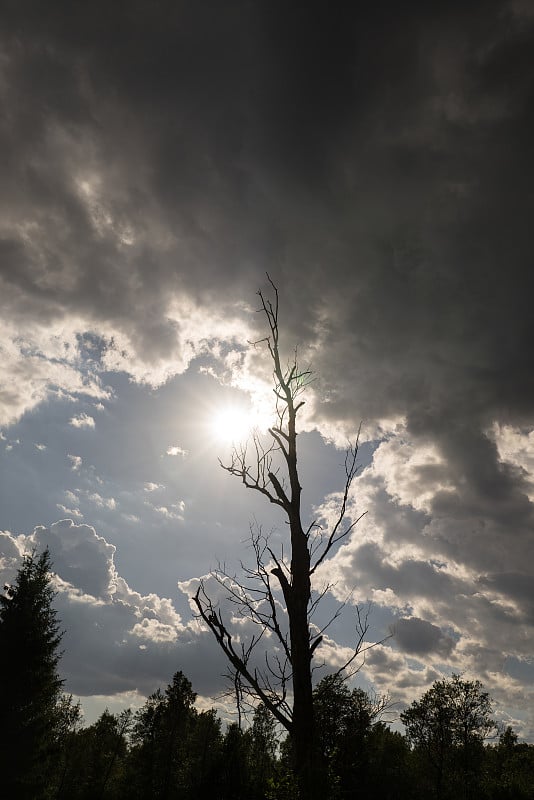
[211,405,270,444]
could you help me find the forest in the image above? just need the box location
[1,547,533,800]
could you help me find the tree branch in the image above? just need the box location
[310,432,364,575]
[192,583,292,731]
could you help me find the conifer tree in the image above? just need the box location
[0,547,65,799]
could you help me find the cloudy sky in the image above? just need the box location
[1,0,533,736]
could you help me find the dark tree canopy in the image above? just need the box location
[129,671,196,799]
[312,673,394,799]
[401,674,496,800]
[0,548,66,799]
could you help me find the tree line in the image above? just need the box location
[1,548,533,800]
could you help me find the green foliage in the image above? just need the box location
[265,769,300,800]
[0,548,69,799]
[401,674,496,800]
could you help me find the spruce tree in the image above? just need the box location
[0,547,65,799]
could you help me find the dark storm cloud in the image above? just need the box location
[2,0,532,368]
[352,541,464,603]
[479,572,534,624]
[394,616,455,657]
[1,0,269,343]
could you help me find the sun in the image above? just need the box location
[211,405,255,444]
[211,402,272,444]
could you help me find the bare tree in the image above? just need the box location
[193,278,373,799]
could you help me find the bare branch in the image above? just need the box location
[331,605,392,681]
[192,582,292,731]
[218,435,288,510]
[310,430,365,575]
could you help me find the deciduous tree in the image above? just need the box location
[249,703,278,799]
[313,673,390,799]
[128,670,197,799]
[401,674,496,800]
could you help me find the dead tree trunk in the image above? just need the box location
[193,277,368,799]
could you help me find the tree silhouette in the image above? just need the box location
[128,670,197,799]
[187,708,223,799]
[0,547,66,799]
[401,674,496,800]
[66,708,131,800]
[313,673,391,798]
[193,278,374,799]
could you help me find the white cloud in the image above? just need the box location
[0,531,26,581]
[493,424,534,500]
[87,492,117,510]
[130,618,179,643]
[165,445,188,457]
[68,454,82,471]
[144,482,164,492]
[0,320,111,427]
[31,520,118,600]
[77,689,145,726]
[56,504,83,519]
[147,502,185,520]
[69,412,96,429]
[372,435,453,514]
[121,513,140,523]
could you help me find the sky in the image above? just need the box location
[1,0,533,737]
